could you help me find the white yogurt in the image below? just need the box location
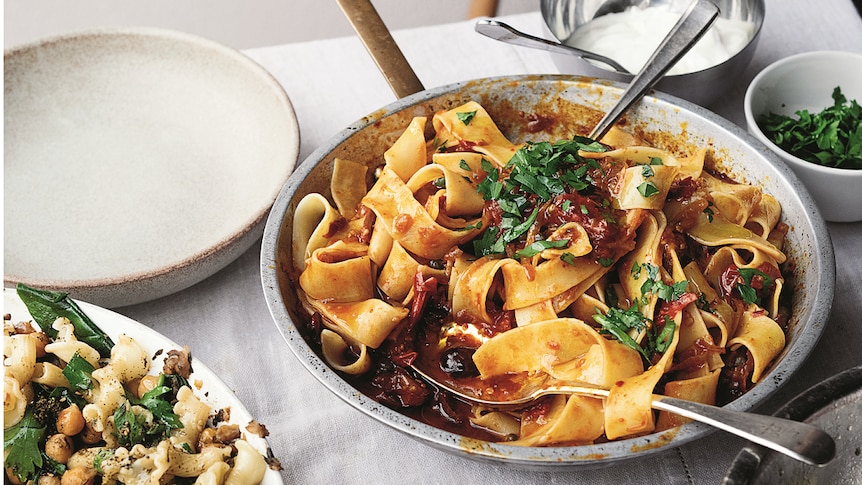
[564,5,756,75]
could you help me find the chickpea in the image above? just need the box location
[133,375,159,399]
[45,434,74,464]
[79,421,102,445]
[56,405,85,436]
[38,475,62,485]
[60,467,96,485]
[5,467,25,485]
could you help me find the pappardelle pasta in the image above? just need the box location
[4,285,279,484]
[290,101,790,446]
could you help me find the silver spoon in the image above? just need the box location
[475,19,632,74]
[408,364,836,467]
[589,0,720,139]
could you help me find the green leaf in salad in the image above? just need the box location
[757,86,862,169]
[3,408,46,483]
[62,353,96,392]
[16,283,115,358]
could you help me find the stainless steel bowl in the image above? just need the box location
[540,0,765,106]
[261,75,834,469]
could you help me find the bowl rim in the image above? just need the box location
[743,49,862,176]
[261,74,835,469]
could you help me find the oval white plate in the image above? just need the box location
[4,27,300,307]
[4,288,284,484]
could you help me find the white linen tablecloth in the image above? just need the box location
[119,1,862,483]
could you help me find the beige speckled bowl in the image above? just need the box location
[4,27,300,307]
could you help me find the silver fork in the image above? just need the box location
[408,364,836,466]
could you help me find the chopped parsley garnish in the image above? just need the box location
[637,181,659,198]
[595,303,677,366]
[473,137,605,256]
[641,164,655,178]
[757,86,862,169]
[512,239,570,259]
[703,201,715,222]
[736,267,775,306]
[457,110,477,125]
[633,262,689,303]
[595,261,690,365]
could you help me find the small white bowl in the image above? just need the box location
[744,50,862,222]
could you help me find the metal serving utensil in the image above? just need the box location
[408,364,836,467]
[475,19,632,74]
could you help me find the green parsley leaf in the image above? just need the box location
[650,156,664,165]
[652,316,676,354]
[738,284,759,305]
[598,257,615,267]
[637,181,660,198]
[560,252,577,266]
[3,408,45,482]
[736,267,775,305]
[457,110,477,125]
[458,221,483,231]
[641,165,655,178]
[512,239,570,259]
[703,203,715,222]
[594,306,651,362]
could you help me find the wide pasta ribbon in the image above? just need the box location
[728,304,786,383]
[687,210,786,264]
[362,167,483,260]
[432,101,522,167]
[306,298,408,349]
[472,318,643,387]
[604,319,681,440]
[299,241,374,303]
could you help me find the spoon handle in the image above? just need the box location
[589,0,720,139]
[653,396,836,466]
[474,19,631,74]
[336,0,425,99]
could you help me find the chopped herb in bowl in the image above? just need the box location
[757,87,862,169]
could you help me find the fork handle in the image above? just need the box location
[653,396,835,466]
